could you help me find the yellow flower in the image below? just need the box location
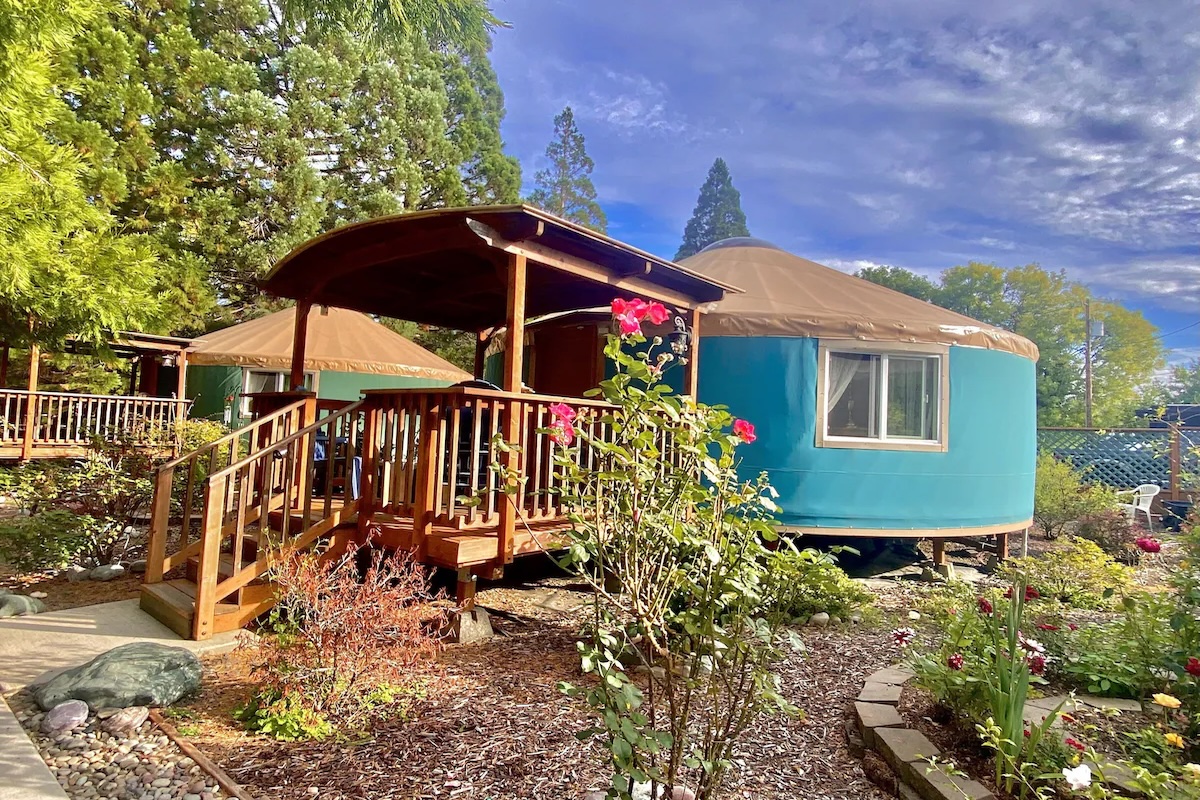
[1154,693,1183,709]
[1167,733,1186,749]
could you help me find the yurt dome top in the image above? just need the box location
[189,306,470,382]
[682,239,1038,361]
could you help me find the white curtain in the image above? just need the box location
[827,355,861,411]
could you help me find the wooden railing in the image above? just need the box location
[145,398,309,592]
[359,387,613,533]
[0,389,191,459]
[151,397,368,638]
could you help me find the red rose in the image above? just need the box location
[733,419,757,443]
[977,597,993,615]
[947,653,964,671]
[1187,657,1200,677]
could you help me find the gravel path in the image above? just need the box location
[8,692,226,800]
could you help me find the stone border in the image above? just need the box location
[848,667,995,800]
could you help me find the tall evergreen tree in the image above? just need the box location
[527,107,606,233]
[60,0,521,329]
[0,0,160,348]
[674,158,750,260]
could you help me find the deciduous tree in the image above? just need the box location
[856,262,1164,426]
[527,107,606,232]
[675,158,750,260]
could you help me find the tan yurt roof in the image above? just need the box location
[681,238,1038,361]
[189,307,471,381]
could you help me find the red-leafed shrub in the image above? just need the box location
[237,545,444,739]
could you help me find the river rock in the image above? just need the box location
[89,564,126,582]
[101,706,150,735]
[128,559,148,574]
[0,594,45,617]
[807,612,830,627]
[41,700,89,735]
[33,643,202,710]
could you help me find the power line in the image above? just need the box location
[1154,319,1200,341]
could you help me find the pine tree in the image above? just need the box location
[61,0,521,328]
[0,0,160,348]
[527,107,606,233]
[675,158,750,260]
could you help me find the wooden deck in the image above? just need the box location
[0,389,188,460]
[139,391,584,639]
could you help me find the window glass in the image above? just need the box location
[244,371,279,395]
[827,353,878,438]
[824,350,942,444]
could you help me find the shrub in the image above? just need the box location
[998,535,1131,609]
[1033,452,1118,540]
[239,545,442,739]
[763,544,871,621]
[545,301,798,800]
[0,435,159,570]
[1077,508,1144,564]
[1058,592,1176,698]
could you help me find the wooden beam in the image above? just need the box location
[175,351,188,400]
[289,301,312,390]
[467,219,698,310]
[684,306,701,398]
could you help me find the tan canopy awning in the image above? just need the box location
[681,239,1039,361]
[189,307,471,381]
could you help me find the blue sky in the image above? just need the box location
[489,0,1199,365]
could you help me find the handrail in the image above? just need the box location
[359,385,615,408]
[0,388,190,403]
[210,399,366,480]
[158,399,307,471]
[1039,426,1200,432]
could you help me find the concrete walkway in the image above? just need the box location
[0,600,247,800]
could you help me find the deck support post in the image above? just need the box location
[455,568,477,611]
[289,300,312,391]
[356,399,381,543]
[683,306,701,398]
[931,538,946,567]
[474,333,488,379]
[497,253,527,567]
[20,344,39,461]
[192,474,226,641]
[412,397,441,559]
[994,531,1010,562]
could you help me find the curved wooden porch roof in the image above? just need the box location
[261,205,739,332]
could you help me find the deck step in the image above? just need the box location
[185,553,269,584]
[139,579,240,639]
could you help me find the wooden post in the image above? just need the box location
[1170,424,1182,501]
[474,333,488,379]
[994,531,1010,562]
[20,344,39,461]
[355,400,381,543]
[456,567,477,611]
[497,254,527,566]
[293,394,318,510]
[175,351,189,400]
[931,538,946,567]
[684,306,701,397]
[145,467,174,583]
[192,475,227,640]
[411,398,441,559]
[289,301,313,391]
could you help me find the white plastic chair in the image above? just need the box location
[1117,484,1161,530]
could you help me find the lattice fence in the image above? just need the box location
[1038,427,1200,492]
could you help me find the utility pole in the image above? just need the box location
[1084,298,1093,428]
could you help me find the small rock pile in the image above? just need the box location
[10,691,226,800]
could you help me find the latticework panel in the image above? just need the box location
[1037,429,1171,489]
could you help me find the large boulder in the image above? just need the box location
[33,642,202,711]
[0,594,45,617]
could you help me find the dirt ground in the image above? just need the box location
[0,564,143,610]
[178,562,901,800]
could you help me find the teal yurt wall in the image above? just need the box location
[187,307,470,425]
[680,238,1040,536]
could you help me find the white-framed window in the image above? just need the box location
[816,342,948,451]
[239,369,316,416]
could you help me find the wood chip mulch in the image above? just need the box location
[182,575,898,800]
